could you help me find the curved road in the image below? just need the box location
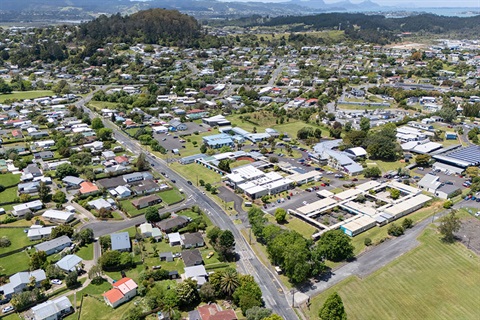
[77,93,298,319]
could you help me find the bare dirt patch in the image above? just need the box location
[455,217,480,255]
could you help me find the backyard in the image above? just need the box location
[307,227,480,320]
[0,251,30,275]
[0,227,38,255]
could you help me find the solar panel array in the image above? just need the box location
[445,145,480,165]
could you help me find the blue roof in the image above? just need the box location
[111,232,131,251]
[203,134,234,146]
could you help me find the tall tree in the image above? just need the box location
[135,153,149,171]
[319,292,347,320]
[315,230,354,262]
[438,210,461,243]
[359,117,370,132]
[38,181,51,202]
[219,268,240,297]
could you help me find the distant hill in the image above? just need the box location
[77,9,201,46]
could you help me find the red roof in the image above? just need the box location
[112,277,132,287]
[115,156,128,164]
[103,288,124,304]
[198,304,237,320]
[79,181,99,194]
[187,109,204,114]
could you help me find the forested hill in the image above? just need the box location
[263,13,480,34]
[254,13,480,44]
[77,9,201,46]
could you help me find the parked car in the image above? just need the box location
[51,279,62,285]
[2,306,14,314]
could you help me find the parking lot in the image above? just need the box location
[154,122,209,153]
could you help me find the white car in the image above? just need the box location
[302,201,308,205]
[51,279,62,285]
[2,306,14,314]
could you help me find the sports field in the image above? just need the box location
[307,227,480,320]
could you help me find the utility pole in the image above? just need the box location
[290,289,296,307]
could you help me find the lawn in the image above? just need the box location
[0,173,21,187]
[351,200,443,255]
[0,90,54,103]
[177,209,213,227]
[366,160,407,173]
[230,160,254,169]
[307,227,480,320]
[0,227,38,255]
[170,163,222,186]
[119,198,164,218]
[76,243,94,260]
[265,214,318,237]
[0,251,30,275]
[0,187,19,204]
[159,189,184,205]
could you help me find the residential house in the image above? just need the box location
[139,222,153,237]
[111,232,131,252]
[42,210,75,224]
[157,216,189,233]
[88,198,114,211]
[62,176,84,189]
[55,254,83,272]
[167,232,182,246]
[131,194,162,209]
[0,269,47,299]
[182,232,205,249]
[111,185,131,199]
[181,249,203,267]
[12,200,43,217]
[114,156,129,165]
[34,236,72,255]
[131,180,161,195]
[31,296,73,320]
[79,181,100,196]
[184,265,208,286]
[27,226,55,241]
[102,150,116,160]
[189,303,237,320]
[103,278,138,308]
[33,151,54,160]
[159,252,174,262]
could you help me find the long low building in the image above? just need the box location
[341,215,377,237]
[383,194,432,219]
[296,197,338,216]
[42,210,75,223]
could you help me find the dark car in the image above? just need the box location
[161,172,166,176]
[187,181,193,185]
[171,179,176,183]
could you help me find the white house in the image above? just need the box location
[42,210,75,224]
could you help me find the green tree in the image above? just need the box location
[387,223,404,237]
[218,159,232,173]
[50,224,74,239]
[199,282,216,302]
[245,306,272,320]
[363,166,381,178]
[415,154,431,167]
[52,190,66,203]
[38,181,51,202]
[319,292,347,320]
[97,128,113,141]
[216,230,235,261]
[443,200,453,209]
[91,117,104,130]
[219,268,240,297]
[263,315,283,320]
[0,236,11,248]
[29,251,47,270]
[274,208,287,223]
[315,230,354,262]
[145,207,160,222]
[65,271,79,288]
[77,228,94,246]
[56,163,78,179]
[360,117,370,132]
[135,153,149,171]
[176,278,200,308]
[438,210,461,243]
[389,188,400,200]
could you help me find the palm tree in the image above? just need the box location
[220,268,240,297]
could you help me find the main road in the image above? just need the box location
[77,92,298,319]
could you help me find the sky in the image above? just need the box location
[220,0,480,8]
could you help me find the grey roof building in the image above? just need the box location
[181,249,203,267]
[34,236,72,255]
[111,232,131,252]
[55,254,83,272]
[0,269,46,299]
[31,296,73,320]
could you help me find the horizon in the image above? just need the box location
[216,0,480,8]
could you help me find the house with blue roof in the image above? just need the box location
[202,134,235,149]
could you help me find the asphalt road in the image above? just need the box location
[77,95,298,319]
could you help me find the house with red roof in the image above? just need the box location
[103,277,138,308]
[79,181,99,196]
[114,156,129,165]
[189,303,237,320]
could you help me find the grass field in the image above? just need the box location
[366,160,408,173]
[230,159,254,169]
[0,227,38,255]
[0,173,21,188]
[307,227,480,320]
[159,189,184,205]
[76,243,94,260]
[120,198,164,218]
[0,90,54,103]
[170,163,222,186]
[0,251,30,275]
[0,187,18,204]
[266,214,318,237]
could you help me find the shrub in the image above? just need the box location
[402,218,413,229]
[387,223,404,237]
[364,238,372,246]
[443,200,453,209]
